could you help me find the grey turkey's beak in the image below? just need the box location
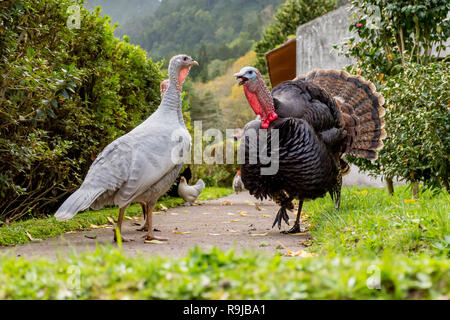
[190,60,199,66]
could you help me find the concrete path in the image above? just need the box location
[0,192,310,260]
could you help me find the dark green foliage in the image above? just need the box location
[120,0,284,80]
[0,0,163,221]
[342,0,449,190]
[254,0,338,79]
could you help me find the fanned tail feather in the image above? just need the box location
[55,186,105,221]
[296,69,386,160]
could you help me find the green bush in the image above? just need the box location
[341,0,449,191]
[0,0,163,221]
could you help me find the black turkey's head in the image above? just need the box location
[234,66,278,129]
[234,66,258,88]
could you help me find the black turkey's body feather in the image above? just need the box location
[241,117,340,205]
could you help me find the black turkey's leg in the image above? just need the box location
[283,201,303,234]
[334,188,341,210]
[272,206,290,230]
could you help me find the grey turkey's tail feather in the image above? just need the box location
[55,186,105,221]
[296,69,386,160]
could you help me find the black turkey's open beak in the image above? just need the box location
[234,72,248,86]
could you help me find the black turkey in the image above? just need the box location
[234,67,386,233]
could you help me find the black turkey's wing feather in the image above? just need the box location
[240,118,339,203]
[272,80,341,133]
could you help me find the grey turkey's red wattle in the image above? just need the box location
[243,73,278,129]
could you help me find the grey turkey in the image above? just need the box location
[234,67,386,233]
[55,54,198,242]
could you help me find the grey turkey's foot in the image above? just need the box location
[272,207,290,230]
[136,225,148,232]
[281,222,301,234]
[143,233,168,242]
[113,235,134,242]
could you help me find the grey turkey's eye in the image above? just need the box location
[249,71,253,74]
[183,57,188,61]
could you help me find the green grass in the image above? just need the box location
[303,185,449,258]
[0,246,448,299]
[0,187,234,246]
[0,185,448,299]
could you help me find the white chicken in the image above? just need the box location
[232,170,244,194]
[177,176,205,205]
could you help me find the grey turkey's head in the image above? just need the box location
[234,66,278,129]
[168,54,199,91]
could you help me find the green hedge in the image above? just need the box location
[0,0,163,221]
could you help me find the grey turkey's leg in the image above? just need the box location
[136,203,149,231]
[114,207,133,242]
[143,205,168,242]
[283,201,303,234]
[141,203,147,220]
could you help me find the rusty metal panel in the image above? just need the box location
[265,38,296,88]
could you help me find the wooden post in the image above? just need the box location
[386,178,394,195]
[412,182,419,199]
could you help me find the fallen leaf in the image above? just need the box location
[172,230,184,234]
[231,219,240,222]
[159,204,168,211]
[153,211,165,215]
[238,211,248,216]
[25,232,42,242]
[144,239,166,244]
[246,201,255,206]
[287,250,317,258]
[125,216,133,220]
[221,200,232,206]
[169,212,178,216]
[201,212,211,215]
[227,212,235,216]
[288,232,309,236]
[404,199,415,204]
[89,224,109,229]
[84,234,97,240]
[262,214,271,218]
[254,204,262,211]
[212,207,219,210]
[208,233,222,236]
[65,231,77,234]
[250,232,268,237]
[183,210,190,213]
[107,216,115,225]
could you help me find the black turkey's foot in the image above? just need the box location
[272,207,290,230]
[281,222,301,234]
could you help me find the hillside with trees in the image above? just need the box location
[119,0,284,79]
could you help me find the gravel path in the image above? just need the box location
[0,192,309,260]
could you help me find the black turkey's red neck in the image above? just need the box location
[244,77,278,129]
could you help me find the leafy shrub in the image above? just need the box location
[341,0,449,191]
[0,0,162,221]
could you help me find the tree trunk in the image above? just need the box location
[412,182,419,199]
[386,178,394,195]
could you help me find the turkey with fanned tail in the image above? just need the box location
[55,55,198,242]
[234,67,386,233]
